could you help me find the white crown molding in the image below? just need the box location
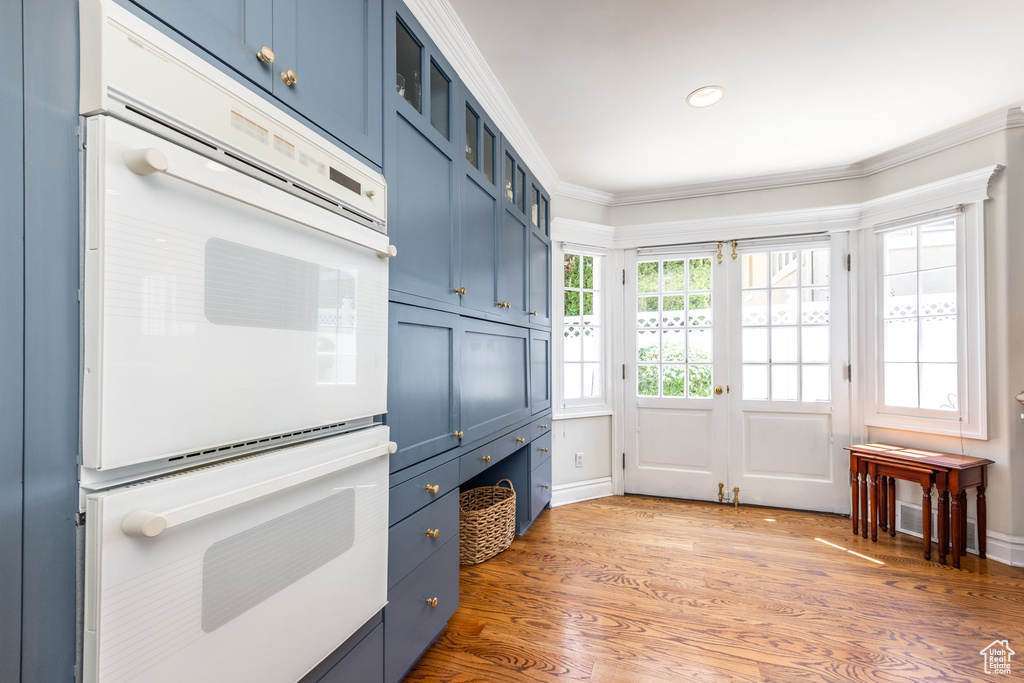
[554,183,616,206]
[859,164,1004,227]
[403,0,560,194]
[550,477,614,508]
[558,107,1023,208]
[551,218,616,250]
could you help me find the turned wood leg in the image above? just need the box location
[959,491,968,557]
[921,484,932,561]
[878,476,888,532]
[951,491,962,569]
[851,470,859,535]
[978,483,987,559]
[860,470,869,539]
[937,489,949,565]
[870,474,878,543]
[888,477,896,538]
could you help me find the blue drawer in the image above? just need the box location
[459,426,528,483]
[530,432,552,470]
[388,489,458,589]
[384,535,459,683]
[389,457,459,525]
[530,456,552,525]
[530,414,552,442]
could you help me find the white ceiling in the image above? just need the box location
[446,0,1024,197]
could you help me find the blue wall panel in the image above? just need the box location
[21,0,80,679]
[0,0,24,679]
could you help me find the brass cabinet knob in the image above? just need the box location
[714,385,724,395]
[530,310,537,316]
[454,431,464,439]
[540,448,549,453]
[482,455,491,463]
[506,302,513,309]
[454,287,466,295]
[425,484,439,494]
[541,424,548,429]
[516,437,525,444]
[280,69,298,86]
[426,597,438,607]
[256,45,275,63]
[426,528,440,538]
[541,484,549,489]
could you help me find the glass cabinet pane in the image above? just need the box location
[429,62,449,139]
[483,128,495,183]
[396,22,421,112]
[531,186,540,226]
[539,196,548,233]
[516,167,525,212]
[465,106,478,167]
[504,154,514,202]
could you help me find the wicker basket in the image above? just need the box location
[459,479,516,565]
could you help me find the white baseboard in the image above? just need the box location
[551,477,614,507]
[985,531,1024,567]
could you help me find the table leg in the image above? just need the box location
[978,482,987,559]
[851,469,859,535]
[959,491,968,557]
[878,476,888,532]
[922,484,932,561]
[860,468,869,540]
[888,477,896,538]
[937,489,949,565]
[951,491,962,569]
[870,473,878,543]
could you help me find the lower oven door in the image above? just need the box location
[83,114,389,471]
[83,426,390,683]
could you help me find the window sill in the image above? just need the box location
[553,405,614,421]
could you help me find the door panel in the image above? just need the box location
[529,230,551,326]
[498,210,528,322]
[460,318,530,443]
[530,331,551,414]
[741,411,832,478]
[458,175,498,314]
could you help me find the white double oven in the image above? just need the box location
[78,2,392,681]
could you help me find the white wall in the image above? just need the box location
[549,415,614,506]
[550,128,1024,563]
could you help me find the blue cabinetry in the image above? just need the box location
[460,318,531,443]
[128,0,383,165]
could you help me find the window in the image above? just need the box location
[740,246,830,402]
[563,251,602,401]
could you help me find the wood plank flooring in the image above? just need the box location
[402,495,1024,682]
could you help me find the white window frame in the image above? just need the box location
[552,240,613,419]
[861,166,1000,439]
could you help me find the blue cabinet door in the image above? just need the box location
[459,174,498,315]
[530,330,551,414]
[498,208,529,324]
[130,0,274,89]
[387,304,460,472]
[272,0,383,164]
[529,228,551,327]
[460,318,530,443]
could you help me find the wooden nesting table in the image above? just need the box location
[846,443,992,569]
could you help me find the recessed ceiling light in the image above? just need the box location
[687,85,725,108]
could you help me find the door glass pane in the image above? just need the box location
[483,128,495,183]
[662,365,686,397]
[689,258,712,290]
[802,366,830,402]
[770,327,798,363]
[802,289,829,324]
[743,365,768,400]
[637,330,660,362]
[663,260,686,291]
[920,220,956,269]
[429,62,449,139]
[801,327,829,363]
[771,251,798,286]
[465,106,478,167]
[688,293,711,326]
[742,253,768,288]
[636,296,658,328]
[396,22,421,112]
[920,267,956,315]
[638,365,659,396]
[741,290,768,326]
[742,328,768,363]
[689,365,712,397]
[771,365,799,401]
[504,155,514,202]
[637,262,659,293]
[688,329,712,362]
[883,227,917,275]
[662,295,685,328]
[771,289,798,325]
[662,329,686,361]
[801,249,829,286]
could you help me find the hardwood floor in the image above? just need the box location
[403,495,1024,682]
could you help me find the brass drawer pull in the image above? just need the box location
[540,448,549,453]
[426,528,440,538]
[426,597,438,607]
[425,484,439,494]
[516,437,525,444]
[482,455,491,463]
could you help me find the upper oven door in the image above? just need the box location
[83,116,389,471]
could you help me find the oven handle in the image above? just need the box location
[124,146,396,260]
[121,439,398,538]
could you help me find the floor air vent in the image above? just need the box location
[895,500,978,554]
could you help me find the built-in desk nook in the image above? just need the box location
[846,443,992,569]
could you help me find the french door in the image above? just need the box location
[623,235,850,513]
